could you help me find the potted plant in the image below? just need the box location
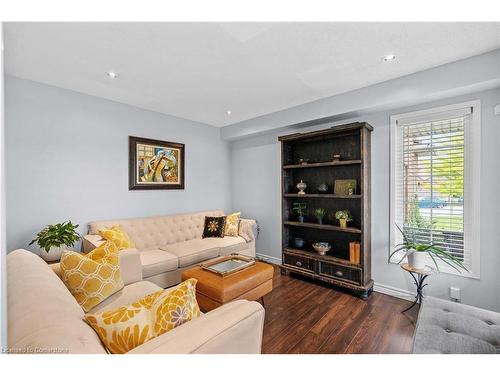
[389,223,468,272]
[29,221,80,262]
[292,203,307,223]
[335,209,352,229]
[314,208,326,225]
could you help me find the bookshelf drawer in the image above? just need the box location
[283,253,316,273]
[318,261,361,284]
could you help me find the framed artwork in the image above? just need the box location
[334,179,357,196]
[129,136,185,190]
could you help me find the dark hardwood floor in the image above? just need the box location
[261,265,419,354]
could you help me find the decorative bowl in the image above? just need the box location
[312,242,331,256]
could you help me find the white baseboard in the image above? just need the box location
[374,282,414,302]
[256,252,282,265]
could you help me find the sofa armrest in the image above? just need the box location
[128,300,265,354]
[49,262,62,278]
[50,249,142,286]
[239,218,258,243]
[118,249,143,285]
[82,234,106,253]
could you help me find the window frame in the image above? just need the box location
[390,100,481,279]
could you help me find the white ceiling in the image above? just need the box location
[4,22,500,127]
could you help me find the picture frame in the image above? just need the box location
[129,136,185,190]
[334,179,357,196]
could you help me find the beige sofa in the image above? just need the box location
[7,249,265,354]
[82,210,257,288]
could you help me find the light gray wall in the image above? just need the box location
[5,76,232,251]
[230,87,500,312]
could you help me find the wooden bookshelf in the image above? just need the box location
[279,122,373,298]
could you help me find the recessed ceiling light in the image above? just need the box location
[106,71,118,78]
[225,110,232,115]
[383,54,396,62]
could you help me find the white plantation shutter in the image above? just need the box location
[391,101,481,277]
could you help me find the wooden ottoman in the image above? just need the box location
[181,261,274,312]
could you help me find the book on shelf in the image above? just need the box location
[349,242,361,264]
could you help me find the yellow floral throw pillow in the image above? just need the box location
[85,278,200,354]
[224,212,241,237]
[98,225,135,250]
[60,241,124,312]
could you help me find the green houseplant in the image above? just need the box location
[29,221,80,262]
[389,223,468,272]
[335,209,352,229]
[292,203,307,223]
[314,208,327,225]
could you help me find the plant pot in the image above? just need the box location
[339,218,347,229]
[408,251,427,270]
[38,246,67,262]
[317,218,323,225]
[294,238,305,249]
[297,216,304,223]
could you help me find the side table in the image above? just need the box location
[400,263,433,313]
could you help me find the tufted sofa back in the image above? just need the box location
[88,210,224,249]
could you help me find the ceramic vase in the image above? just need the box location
[297,180,307,195]
[294,238,305,248]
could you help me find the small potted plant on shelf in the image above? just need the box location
[314,208,327,225]
[29,221,80,262]
[335,209,352,229]
[389,223,468,272]
[292,202,307,223]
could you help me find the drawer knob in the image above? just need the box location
[335,270,343,277]
[296,261,302,267]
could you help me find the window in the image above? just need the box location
[390,101,481,278]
